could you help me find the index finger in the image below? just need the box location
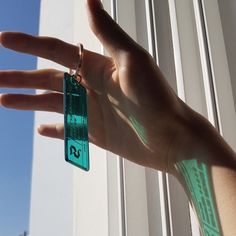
[0,32,110,89]
[0,32,79,69]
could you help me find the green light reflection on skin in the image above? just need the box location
[129,116,148,145]
[129,115,221,235]
[176,159,221,236]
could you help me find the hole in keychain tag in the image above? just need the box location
[63,72,90,171]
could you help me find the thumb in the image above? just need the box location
[86,0,137,63]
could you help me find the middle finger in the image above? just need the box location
[0,69,63,92]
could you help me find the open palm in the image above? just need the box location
[0,0,186,172]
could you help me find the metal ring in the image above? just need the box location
[70,43,84,84]
[75,43,84,82]
[76,74,82,84]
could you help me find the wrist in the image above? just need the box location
[170,105,236,236]
[169,105,236,177]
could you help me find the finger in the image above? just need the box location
[86,0,138,62]
[0,32,79,69]
[0,32,111,89]
[0,92,63,113]
[37,123,101,146]
[38,124,64,139]
[0,69,63,92]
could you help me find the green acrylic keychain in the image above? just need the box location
[63,44,89,171]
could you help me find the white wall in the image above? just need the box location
[29,0,75,235]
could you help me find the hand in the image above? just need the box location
[0,0,196,173]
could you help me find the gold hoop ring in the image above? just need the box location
[70,43,84,84]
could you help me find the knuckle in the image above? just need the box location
[49,93,63,112]
[44,69,63,91]
[45,38,61,61]
[124,47,153,65]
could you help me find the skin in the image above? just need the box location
[0,0,236,234]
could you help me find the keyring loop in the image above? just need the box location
[70,43,84,84]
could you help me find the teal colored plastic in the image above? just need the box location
[176,160,221,236]
[64,73,89,171]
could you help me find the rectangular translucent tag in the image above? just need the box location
[63,73,90,171]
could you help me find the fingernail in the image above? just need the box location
[0,94,3,105]
[37,125,44,133]
[0,32,2,45]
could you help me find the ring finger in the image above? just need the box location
[0,69,64,92]
[0,92,63,113]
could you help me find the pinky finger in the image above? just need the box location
[38,123,64,139]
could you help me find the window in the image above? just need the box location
[29,0,236,235]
